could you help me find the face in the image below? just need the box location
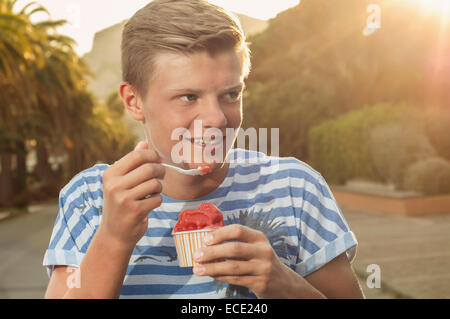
[138,50,245,171]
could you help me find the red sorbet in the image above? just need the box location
[173,203,225,232]
[199,166,212,174]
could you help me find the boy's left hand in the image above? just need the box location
[192,224,311,298]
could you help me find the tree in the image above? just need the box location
[0,1,137,207]
[244,0,450,162]
[0,0,44,202]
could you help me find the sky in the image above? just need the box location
[16,0,300,56]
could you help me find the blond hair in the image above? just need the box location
[121,0,251,98]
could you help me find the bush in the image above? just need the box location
[424,108,450,161]
[369,123,436,189]
[243,76,336,161]
[403,157,450,195]
[308,103,407,184]
[307,103,450,188]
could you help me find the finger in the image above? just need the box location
[135,193,163,215]
[207,224,265,245]
[196,241,258,263]
[212,275,255,288]
[193,260,257,277]
[112,148,161,176]
[134,141,148,151]
[121,163,166,190]
[128,178,163,200]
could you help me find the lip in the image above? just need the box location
[186,136,225,148]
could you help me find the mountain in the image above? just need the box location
[242,0,450,161]
[83,13,268,100]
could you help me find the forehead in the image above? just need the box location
[148,50,244,93]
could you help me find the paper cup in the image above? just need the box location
[172,229,211,267]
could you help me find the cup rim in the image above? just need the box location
[171,227,216,236]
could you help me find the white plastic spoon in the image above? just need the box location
[162,163,211,176]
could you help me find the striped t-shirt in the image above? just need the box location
[43,148,357,299]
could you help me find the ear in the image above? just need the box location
[119,82,145,122]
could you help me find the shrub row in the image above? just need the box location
[308,103,405,185]
[308,103,450,195]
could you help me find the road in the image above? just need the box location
[0,199,394,299]
[344,206,450,299]
[0,200,58,298]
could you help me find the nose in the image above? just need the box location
[198,96,228,129]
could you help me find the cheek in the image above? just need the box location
[148,110,193,151]
[227,104,243,128]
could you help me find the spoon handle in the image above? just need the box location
[162,163,204,176]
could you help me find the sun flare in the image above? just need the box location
[416,0,450,16]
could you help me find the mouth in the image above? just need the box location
[187,136,225,147]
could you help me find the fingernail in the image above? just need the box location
[193,265,205,275]
[194,249,203,261]
[204,234,213,245]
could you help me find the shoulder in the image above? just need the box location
[230,148,324,184]
[59,163,109,205]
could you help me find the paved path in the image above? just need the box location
[0,200,58,298]
[342,206,450,299]
[2,200,448,298]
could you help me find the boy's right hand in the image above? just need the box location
[99,141,165,250]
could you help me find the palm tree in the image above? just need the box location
[0,0,39,202]
[0,0,50,128]
[0,0,92,202]
[30,31,93,182]
[1,0,135,206]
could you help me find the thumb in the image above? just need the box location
[134,141,149,151]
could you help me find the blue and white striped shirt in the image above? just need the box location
[43,148,357,298]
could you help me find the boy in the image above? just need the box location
[44,0,363,299]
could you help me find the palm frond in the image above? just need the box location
[0,12,27,25]
[47,34,77,47]
[35,19,67,30]
[18,1,38,15]
[1,0,19,13]
[23,5,49,19]
[218,207,289,298]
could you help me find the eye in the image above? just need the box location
[224,91,242,102]
[180,94,197,102]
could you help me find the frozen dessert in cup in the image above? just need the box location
[172,203,225,267]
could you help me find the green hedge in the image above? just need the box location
[308,103,409,185]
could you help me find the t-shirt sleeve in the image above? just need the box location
[42,173,102,278]
[293,174,357,277]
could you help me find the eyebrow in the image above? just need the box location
[168,83,245,94]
